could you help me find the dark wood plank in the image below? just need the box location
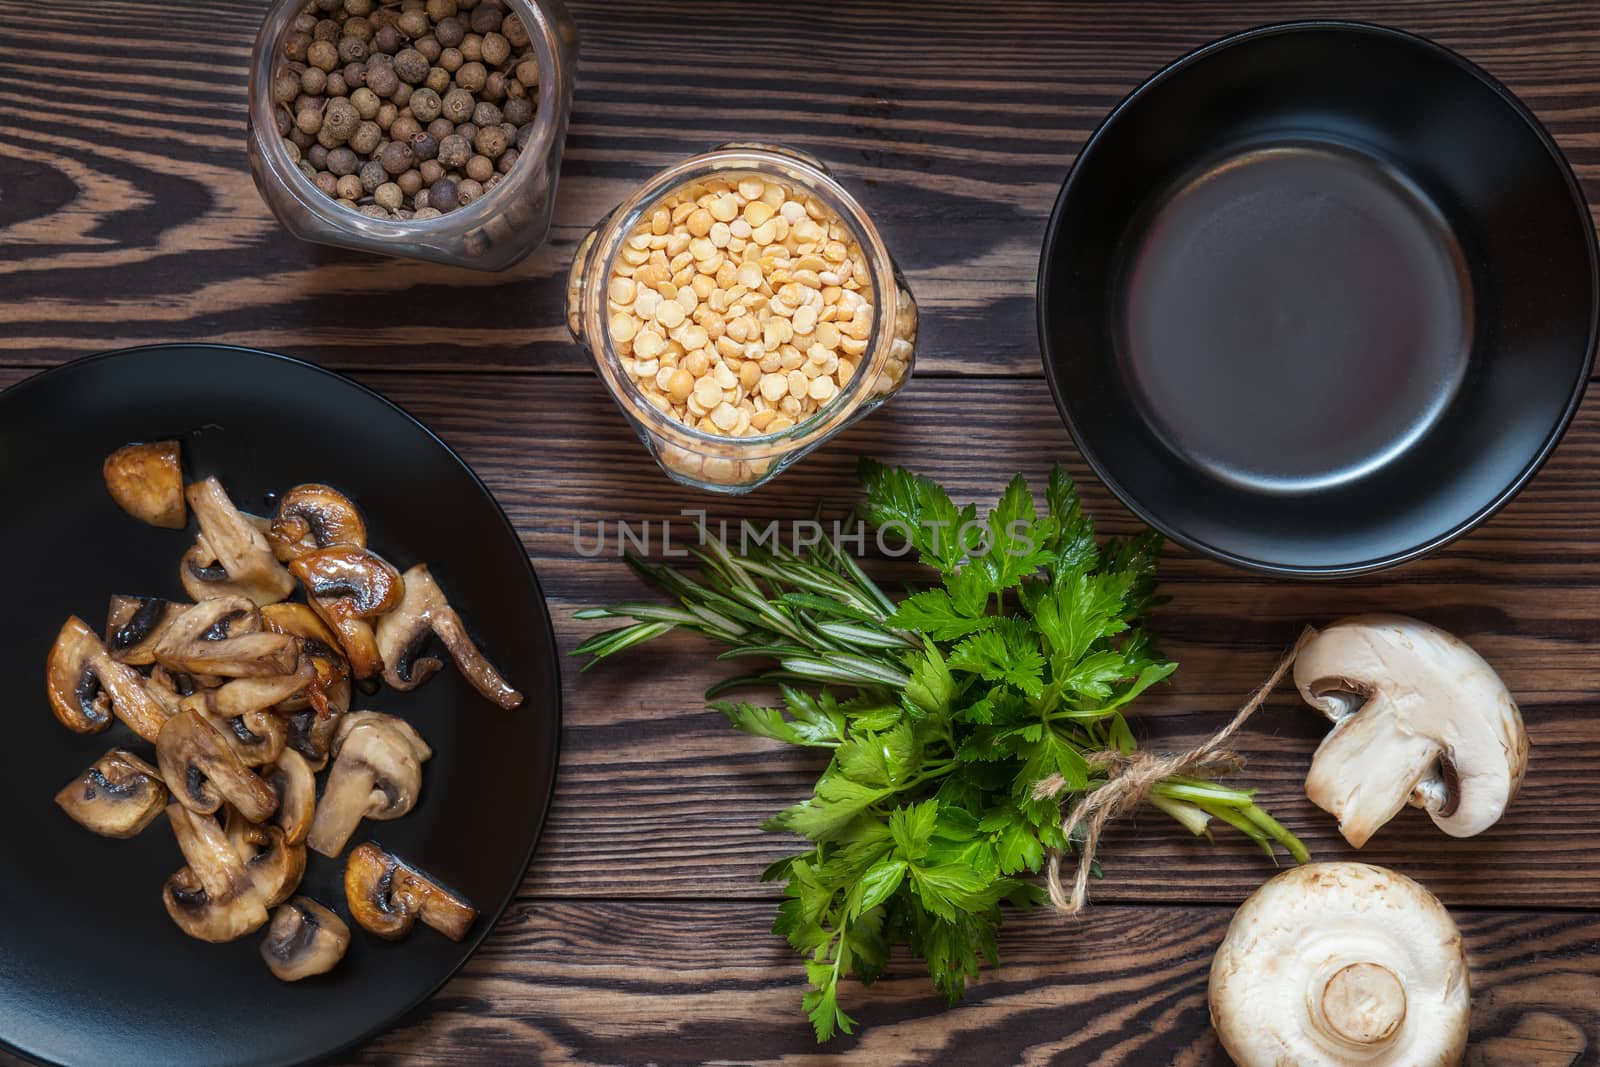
[3,364,1596,909]
[0,0,1596,375]
[0,901,1591,1065]
[346,901,1599,1065]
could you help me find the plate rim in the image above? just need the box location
[1036,19,1600,578]
[0,343,564,1067]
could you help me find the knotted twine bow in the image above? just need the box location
[1031,627,1316,916]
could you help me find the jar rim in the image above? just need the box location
[248,0,567,241]
[581,145,901,463]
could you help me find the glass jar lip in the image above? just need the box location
[583,145,899,462]
[248,0,565,239]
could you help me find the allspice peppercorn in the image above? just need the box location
[427,179,459,212]
[307,39,339,72]
[274,0,543,220]
[393,47,429,84]
[379,140,414,175]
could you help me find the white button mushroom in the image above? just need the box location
[1209,862,1469,1067]
[1294,615,1529,847]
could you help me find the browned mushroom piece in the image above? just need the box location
[267,484,367,562]
[156,709,279,823]
[261,897,350,981]
[104,595,184,666]
[345,842,476,942]
[260,603,350,717]
[163,803,270,942]
[283,684,348,772]
[203,706,291,767]
[46,616,171,742]
[224,807,306,907]
[55,748,168,838]
[103,440,186,529]
[375,564,523,710]
[152,597,300,678]
[211,660,318,719]
[265,750,317,845]
[307,712,431,858]
[181,477,296,606]
[290,545,405,681]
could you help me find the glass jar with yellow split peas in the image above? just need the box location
[566,144,918,493]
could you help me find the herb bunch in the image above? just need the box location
[577,460,1306,1041]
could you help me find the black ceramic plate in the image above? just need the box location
[0,345,561,1066]
[1039,22,1599,576]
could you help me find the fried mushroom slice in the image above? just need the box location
[163,803,269,942]
[157,709,279,823]
[260,604,349,716]
[290,546,404,681]
[267,484,367,562]
[204,706,291,767]
[103,440,186,529]
[104,595,184,666]
[182,477,295,605]
[284,685,348,772]
[55,748,168,838]
[261,897,350,981]
[225,807,306,907]
[265,750,317,845]
[345,842,476,942]
[46,616,171,742]
[307,711,431,858]
[153,597,300,678]
[376,564,523,709]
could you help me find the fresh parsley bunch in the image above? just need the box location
[577,460,1305,1041]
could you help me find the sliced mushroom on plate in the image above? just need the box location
[104,595,184,666]
[265,750,316,846]
[202,705,291,767]
[283,691,348,772]
[376,564,524,710]
[260,897,350,982]
[307,711,431,858]
[181,476,296,606]
[290,545,405,681]
[156,708,279,823]
[163,803,270,943]
[267,483,367,562]
[152,596,300,679]
[345,842,477,942]
[259,603,349,717]
[210,659,318,719]
[224,807,306,907]
[55,748,168,838]
[46,616,171,742]
[1295,615,1531,847]
[103,440,186,529]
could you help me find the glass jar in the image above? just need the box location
[567,144,918,493]
[247,0,577,271]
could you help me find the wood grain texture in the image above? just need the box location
[353,902,1600,1065]
[0,0,1597,374]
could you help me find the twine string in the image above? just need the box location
[1031,628,1316,916]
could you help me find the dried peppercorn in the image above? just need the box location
[273,0,541,219]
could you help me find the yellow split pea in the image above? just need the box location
[604,173,875,437]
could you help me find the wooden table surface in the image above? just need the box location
[4,0,1600,1063]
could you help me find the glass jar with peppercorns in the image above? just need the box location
[248,0,576,270]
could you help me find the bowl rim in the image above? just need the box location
[1035,19,1600,579]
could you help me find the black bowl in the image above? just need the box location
[1038,21,1598,577]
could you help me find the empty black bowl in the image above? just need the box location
[1038,21,1598,577]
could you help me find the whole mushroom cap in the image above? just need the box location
[1209,862,1469,1067]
